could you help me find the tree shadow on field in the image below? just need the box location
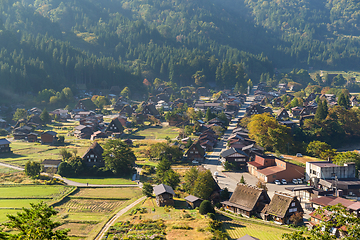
[174,199,188,209]
[1,152,24,159]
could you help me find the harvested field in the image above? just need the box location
[59,222,95,238]
[57,199,125,213]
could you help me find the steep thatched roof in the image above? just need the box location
[265,192,297,218]
[227,184,269,212]
[82,142,103,159]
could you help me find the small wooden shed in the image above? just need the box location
[154,184,175,207]
[185,195,203,209]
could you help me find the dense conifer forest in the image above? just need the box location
[1,0,360,95]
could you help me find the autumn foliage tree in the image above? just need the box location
[248,113,293,153]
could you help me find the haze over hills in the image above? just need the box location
[0,0,360,95]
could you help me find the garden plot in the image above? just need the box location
[105,198,212,240]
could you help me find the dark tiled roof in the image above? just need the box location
[154,184,175,196]
[42,131,57,136]
[0,139,10,145]
[220,148,248,158]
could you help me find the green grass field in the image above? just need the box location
[0,209,19,223]
[66,177,136,185]
[126,125,180,140]
[0,185,71,198]
[0,185,74,224]
[71,187,142,199]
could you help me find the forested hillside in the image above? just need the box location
[243,0,360,68]
[1,0,360,95]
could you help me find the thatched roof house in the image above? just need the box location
[221,184,270,217]
[262,192,303,224]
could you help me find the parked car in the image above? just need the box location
[296,153,303,157]
[292,179,298,184]
[297,178,303,184]
[274,180,281,185]
[281,179,287,184]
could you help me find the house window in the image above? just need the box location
[291,202,295,207]
[90,155,94,158]
[289,208,297,213]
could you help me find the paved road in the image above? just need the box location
[94,196,147,240]
[203,93,255,192]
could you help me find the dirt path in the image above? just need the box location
[0,162,24,171]
[94,196,147,240]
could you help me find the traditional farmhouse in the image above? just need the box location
[221,184,271,217]
[185,141,206,162]
[245,104,265,117]
[81,142,104,168]
[275,108,290,120]
[75,98,97,111]
[154,184,175,207]
[106,118,124,135]
[74,125,93,139]
[185,195,203,209]
[41,131,57,144]
[0,139,11,153]
[262,192,303,224]
[248,154,305,183]
[220,148,249,169]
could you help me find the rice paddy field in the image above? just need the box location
[0,185,75,223]
[54,187,143,239]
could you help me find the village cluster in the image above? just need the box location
[1,80,360,238]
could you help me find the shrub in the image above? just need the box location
[207,212,216,220]
[199,200,215,215]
